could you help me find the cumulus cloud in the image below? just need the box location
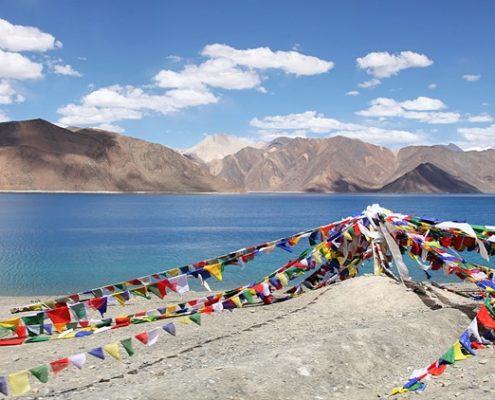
[400,96,446,111]
[53,64,82,77]
[428,83,437,89]
[58,85,218,125]
[358,78,381,88]
[0,18,61,52]
[0,48,43,79]
[467,113,493,123]
[458,124,495,148]
[0,80,25,104]
[462,74,480,82]
[155,58,261,90]
[250,111,422,145]
[57,104,143,126]
[59,44,333,127]
[201,43,334,75]
[346,90,360,96]
[357,51,433,79]
[357,96,460,124]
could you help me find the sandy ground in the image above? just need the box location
[0,275,494,399]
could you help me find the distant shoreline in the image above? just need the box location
[0,190,494,195]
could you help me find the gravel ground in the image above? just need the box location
[0,275,493,399]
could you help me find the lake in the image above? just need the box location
[0,193,494,296]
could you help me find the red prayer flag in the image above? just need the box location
[50,358,70,374]
[135,332,148,344]
[46,306,71,324]
[477,305,495,329]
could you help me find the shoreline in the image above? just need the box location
[1,190,495,196]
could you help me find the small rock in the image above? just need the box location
[297,366,311,377]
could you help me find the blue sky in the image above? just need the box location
[0,0,494,149]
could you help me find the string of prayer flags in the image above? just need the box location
[2,205,495,397]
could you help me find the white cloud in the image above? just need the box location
[356,51,433,78]
[92,123,125,133]
[201,43,334,75]
[482,102,489,106]
[358,78,381,88]
[0,18,62,52]
[250,111,423,145]
[428,83,437,89]
[57,85,218,126]
[0,80,25,104]
[84,85,218,112]
[57,104,143,126]
[0,48,43,79]
[0,109,9,122]
[462,74,480,82]
[400,96,446,111]
[155,58,261,90]
[467,113,493,123]
[53,64,82,77]
[346,90,360,96]
[60,44,332,127]
[458,124,495,147]
[357,96,460,124]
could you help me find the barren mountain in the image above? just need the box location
[183,133,258,163]
[380,162,481,193]
[207,137,495,193]
[0,119,238,192]
[209,136,399,192]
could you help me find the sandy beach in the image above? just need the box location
[0,276,493,399]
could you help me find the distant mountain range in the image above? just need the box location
[0,119,494,193]
[0,119,237,192]
[207,136,495,193]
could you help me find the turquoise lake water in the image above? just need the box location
[0,193,494,296]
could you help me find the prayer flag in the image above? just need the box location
[8,371,31,396]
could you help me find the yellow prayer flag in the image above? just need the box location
[231,296,243,308]
[167,268,180,277]
[277,272,289,286]
[204,263,223,281]
[0,317,20,329]
[114,294,126,306]
[178,316,192,324]
[8,370,31,396]
[388,387,408,395]
[103,343,121,360]
[453,341,469,361]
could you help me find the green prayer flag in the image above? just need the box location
[70,303,87,320]
[120,338,135,356]
[25,336,50,343]
[242,290,255,304]
[189,313,201,326]
[30,364,49,383]
[21,314,44,327]
[96,318,112,328]
[440,346,455,364]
